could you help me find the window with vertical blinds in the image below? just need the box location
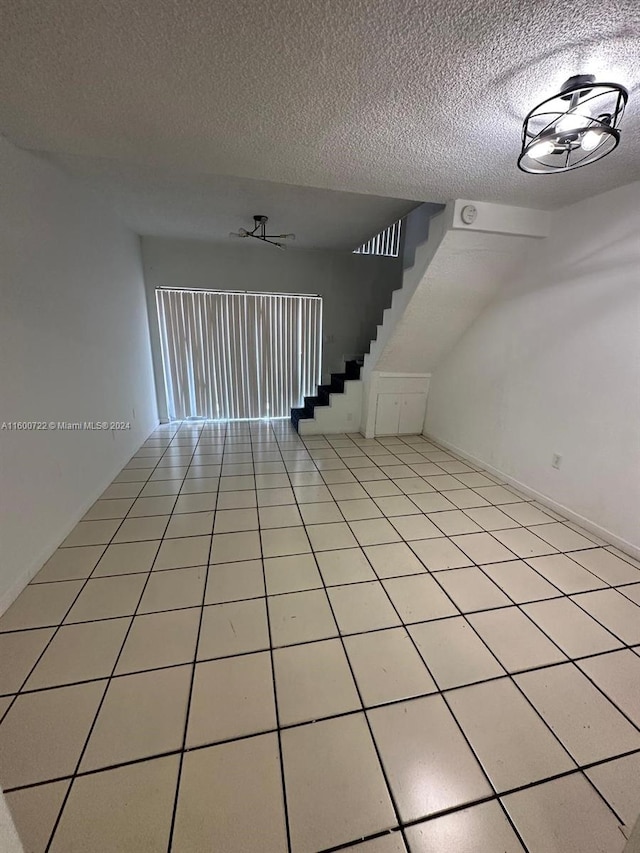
[155,288,322,420]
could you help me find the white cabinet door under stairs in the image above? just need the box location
[375,392,426,435]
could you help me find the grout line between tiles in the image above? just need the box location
[281,450,414,852]
[0,427,185,731]
[346,527,533,852]
[165,423,221,853]
[5,633,640,703]
[43,421,191,852]
[2,421,639,851]
[7,720,640,808]
[252,427,294,853]
[416,561,639,829]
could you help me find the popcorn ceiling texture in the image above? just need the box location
[1,0,639,212]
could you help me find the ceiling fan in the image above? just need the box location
[229,215,295,250]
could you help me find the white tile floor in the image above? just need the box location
[1,420,639,852]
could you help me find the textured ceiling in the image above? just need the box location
[42,154,416,249]
[1,0,639,211]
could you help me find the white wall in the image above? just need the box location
[425,181,640,553]
[0,139,158,612]
[141,236,401,415]
[375,228,539,375]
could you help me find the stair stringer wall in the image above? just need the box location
[376,228,540,374]
[361,207,449,383]
[360,207,450,436]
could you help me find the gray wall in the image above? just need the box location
[400,203,445,270]
[141,236,401,416]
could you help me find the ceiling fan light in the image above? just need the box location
[581,129,604,151]
[556,108,591,133]
[528,139,555,160]
[230,215,296,247]
[518,75,628,174]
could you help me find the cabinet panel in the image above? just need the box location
[399,394,427,434]
[378,376,429,395]
[375,393,402,435]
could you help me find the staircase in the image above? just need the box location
[291,359,362,433]
[290,203,442,435]
[292,200,551,438]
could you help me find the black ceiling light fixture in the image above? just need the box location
[518,74,628,174]
[229,215,296,249]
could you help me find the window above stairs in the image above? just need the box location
[354,220,402,257]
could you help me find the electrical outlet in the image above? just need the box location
[551,453,562,469]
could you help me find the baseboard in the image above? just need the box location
[0,419,160,618]
[424,431,640,562]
